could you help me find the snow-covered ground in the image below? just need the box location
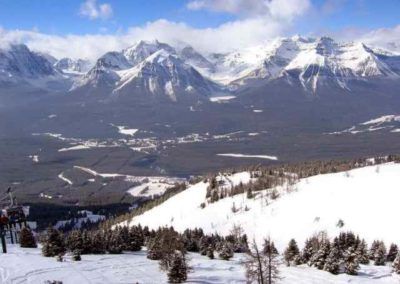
[116,126,139,136]
[29,155,39,163]
[0,245,398,284]
[54,210,105,230]
[329,114,400,135]
[209,96,236,103]
[127,177,183,198]
[125,163,400,251]
[72,165,185,197]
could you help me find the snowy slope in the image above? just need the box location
[126,163,400,251]
[1,245,398,284]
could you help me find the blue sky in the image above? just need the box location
[0,0,233,34]
[0,0,399,60]
[0,0,398,35]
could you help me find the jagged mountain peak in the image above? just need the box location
[0,43,56,79]
[54,58,92,74]
[179,45,215,72]
[113,48,222,101]
[123,40,176,66]
[95,51,132,71]
[227,36,400,93]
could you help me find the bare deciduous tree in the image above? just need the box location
[244,239,280,284]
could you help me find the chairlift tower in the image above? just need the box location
[1,187,29,253]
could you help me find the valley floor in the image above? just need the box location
[0,245,399,284]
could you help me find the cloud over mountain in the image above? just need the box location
[79,0,113,20]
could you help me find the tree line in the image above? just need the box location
[19,225,400,283]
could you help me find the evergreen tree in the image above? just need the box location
[284,239,300,266]
[90,231,106,254]
[369,240,380,260]
[167,252,188,283]
[218,242,234,260]
[324,239,342,275]
[344,247,359,275]
[106,230,124,254]
[263,239,279,256]
[207,246,215,259]
[356,239,369,265]
[127,226,143,251]
[373,242,387,266]
[19,227,37,248]
[147,228,185,271]
[199,236,211,256]
[301,238,316,265]
[81,230,92,254]
[42,228,66,257]
[66,230,83,252]
[393,252,400,274]
[310,241,330,270]
[387,244,399,262]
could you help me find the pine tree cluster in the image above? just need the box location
[42,225,146,257]
[282,232,398,277]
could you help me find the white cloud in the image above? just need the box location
[187,0,311,20]
[79,0,113,20]
[0,0,312,61]
[2,0,398,62]
[358,25,400,53]
[0,17,290,61]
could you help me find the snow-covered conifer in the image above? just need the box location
[393,252,400,274]
[356,239,369,265]
[387,244,399,262]
[374,242,387,266]
[284,239,300,266]
[167,252,188,283]
[324,238,342,275]
[344,247,359,275]
[311,241,330,270]
[218,242,234,260]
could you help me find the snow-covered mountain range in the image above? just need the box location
[0,44,60,85]
[73,40,222,100]
[1,36,400,99]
